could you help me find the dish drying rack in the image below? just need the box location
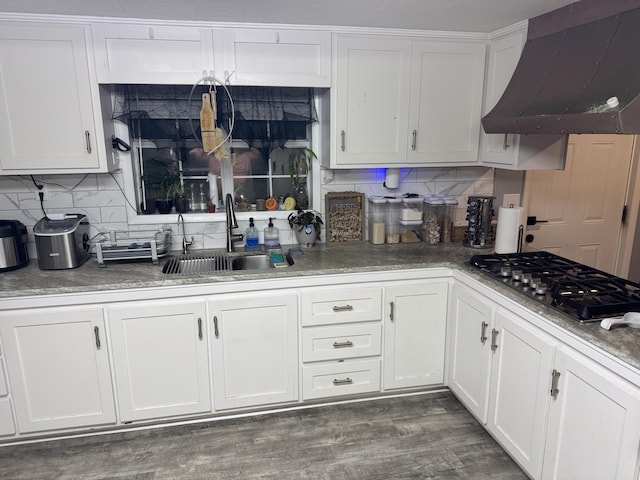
[92,230,171,267]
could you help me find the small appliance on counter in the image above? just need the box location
[0,220,29,272]
[34,214,90,270]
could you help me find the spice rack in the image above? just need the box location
[325,192,365,243]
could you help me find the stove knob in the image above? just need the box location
[511,270,523,282]
[500,266,511,277]
[522,273,532,285]
[535,283,548,295]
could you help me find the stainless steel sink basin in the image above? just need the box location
[162,253,273,275]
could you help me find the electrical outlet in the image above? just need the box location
[503,194,520,207]
[35,183,47,201]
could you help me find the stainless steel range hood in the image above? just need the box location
[482,0,640,135]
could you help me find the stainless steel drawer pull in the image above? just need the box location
[85,130,92,154]
[333,340,354,349]
[550,369,561,398]
[94,326,101,349]
[332,304,353,312]
[411,130,417,150]
[197,317,203,340]
[333,377,353,386]
[480,321,489,344]
[213,316,219,338]
[490,328,499,351]
[389,301,395,322]
[503,133,510,150]
[341,130,346,151]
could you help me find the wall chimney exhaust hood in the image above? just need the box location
[482,0,640,135]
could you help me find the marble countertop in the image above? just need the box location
[2,242,639,374]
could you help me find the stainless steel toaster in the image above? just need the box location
[33,214,90,270]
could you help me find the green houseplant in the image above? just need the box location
[289,147,316,210]
[287,208,323,247]
[142,158,182,214]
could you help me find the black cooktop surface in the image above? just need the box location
[469,251,640,322]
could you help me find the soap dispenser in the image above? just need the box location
[264,217,280,249]
[245,217,259,250]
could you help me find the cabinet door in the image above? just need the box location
[92,23,219,84]
[210,293,298,410]
[448,283,494,423]
[407,40,486,165]
[0,23,103,173]
[333,35,412,166]
[222,28,330,87]
[542,347,640,480]
[0,307,115,433]
[108,300,211,422]
[479,29,566,170]
[488,308,555,479]
[383,281,448,390]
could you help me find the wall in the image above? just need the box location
[1,166,493,258]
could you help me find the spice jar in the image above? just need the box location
[423,197,444,244]
[368,196,387,245]
[385,198,402,244]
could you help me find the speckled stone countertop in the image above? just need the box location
[1,242,639,374]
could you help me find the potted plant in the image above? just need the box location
[142,158,182,214]
[287,208,323,247]
[289,147,316,210]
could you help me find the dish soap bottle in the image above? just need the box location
[264,217,280,249]
[245,217,259,250]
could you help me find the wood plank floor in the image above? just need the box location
[0,392,528,480]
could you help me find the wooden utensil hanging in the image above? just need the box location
[201,90,229,160]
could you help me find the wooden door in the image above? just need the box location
[210,293,298,410]
[108,299,211,422]
[383,282,447,390]
[0,307,115,433]
[523,134,634,274]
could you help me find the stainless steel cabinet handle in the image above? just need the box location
[550,369,561,398]
[213,316,219,338]
[333,340,354,349]
[389,301,395,322]
[94,326,101,349]
[503,133,510,150]
[85,130,92,154]
[490,328,499,351]
[341,130,346,151]
[332,304,353,312]
[197,317,203,340]
[411,130,417,150]
[480,321,489,344]
[333,377,353,386]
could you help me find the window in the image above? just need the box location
[113,85,318,215]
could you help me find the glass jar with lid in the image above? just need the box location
[368,196,387,245]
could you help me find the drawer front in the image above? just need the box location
[0,398,15,436]
[302,359,381,400]
[301,287,382,326]
[302,323,382,362]
[0,362,7,396]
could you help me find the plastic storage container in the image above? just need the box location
[442,198,458,243]
[385,198,402,244]
[400,219,422,243]
[401,197,423,221]
[368,196,387,245]
[423,197,444,244]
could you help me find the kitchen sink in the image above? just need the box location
[162,253,273,275]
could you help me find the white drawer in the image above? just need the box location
[301,287,382,326]
[0,398,15,436]
[302,323,382,362]
[302,359,381,400]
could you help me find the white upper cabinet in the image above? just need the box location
[331,34,486,168]
[407,40,486,165]
[479,26,567,170]
[222,28,331,87]
[92,23,221,84]
[0,22,115,175]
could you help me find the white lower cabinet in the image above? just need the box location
[383,281,448,390]
[209,293,298,410]
[541,347,640,480]
[107,299,211,422]
[0,307,115,433]
[0,356,15,436]
[302,359,381,400]
[488,308,555,479]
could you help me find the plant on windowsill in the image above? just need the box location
[142,158,182,214]
[287,208,323,247]
[289,147,316,210]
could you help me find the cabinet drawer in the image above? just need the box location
[302,323,381,362]
[0,362,7,396]
[301,287,382,326]
[0,398,14,436]
[302,359,381,400]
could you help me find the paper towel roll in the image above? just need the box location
[495,206,524,254]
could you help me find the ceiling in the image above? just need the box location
[0,0,578,33]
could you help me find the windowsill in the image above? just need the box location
[129,209,299,225]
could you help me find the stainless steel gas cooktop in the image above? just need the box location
[469,251,640,322]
